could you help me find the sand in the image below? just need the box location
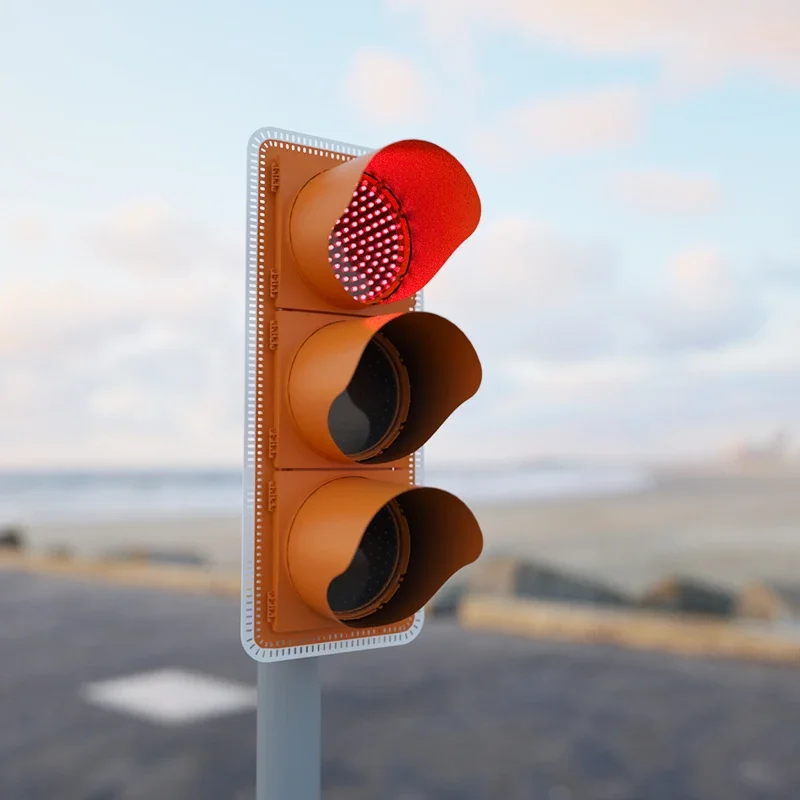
[16,466,800,595]
[472,466,800,594]
[19,514,243,571]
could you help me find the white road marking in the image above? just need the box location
[81,668,257,726]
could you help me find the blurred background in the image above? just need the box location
[2,2,800,799]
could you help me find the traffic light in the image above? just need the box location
[241,128,484,661]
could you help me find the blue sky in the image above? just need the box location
[1,0,799,467]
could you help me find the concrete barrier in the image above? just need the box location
[0,553,240,597]
[0,527,25,551]
[8,554,800,665]
[459,594,800,665]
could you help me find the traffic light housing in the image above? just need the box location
[241,128,484,661]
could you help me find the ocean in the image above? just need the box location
[0,463,652,527]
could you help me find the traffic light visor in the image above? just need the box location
[289,139,481,308]
[286,477,483,628]
[287,312,482,464]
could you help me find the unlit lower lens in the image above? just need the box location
[327,503,404,618]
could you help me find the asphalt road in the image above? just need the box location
[1,571,800,800]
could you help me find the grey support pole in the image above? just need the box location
[256,659,322,800]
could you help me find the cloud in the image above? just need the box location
[650,248,768,352]
[614,169,724,214]
[5,217,49,246]
[428,216,617,306]
[454,359,800,461]
[0,281,244,467]
[0,207,244,467]
[0,340,243,468]
[428,355,800,463]
[423,229,793,462]
[0,280,136,361]
[0,201,788,466]
[670,248,736,305]
[393,0,800,88]
[426,217,625,361]
[86,202,241,276]
[761,257,800,288]
[427,218,766,364]
[344,49,430,125]
[0,273,239,363]
[472,86,644,161]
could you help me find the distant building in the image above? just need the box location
[737,581,800,623]
[640,576,736,618]
[731,427,793,471]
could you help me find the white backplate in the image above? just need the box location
[241,127,425,662]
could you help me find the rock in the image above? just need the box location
[48,545,73,561]
[0,527,25,551]
[427,581,468,618]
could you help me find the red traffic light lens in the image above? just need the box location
[328,174,411,303]
[289,139,480,309]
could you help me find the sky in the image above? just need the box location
[1,0,799,469]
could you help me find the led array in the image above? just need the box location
[328,175,409,303]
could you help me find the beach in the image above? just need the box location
[14,465,800,596]
[472,465,800,594]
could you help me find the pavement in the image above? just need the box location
[2,571,800,800]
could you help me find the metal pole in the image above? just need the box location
[256,658,321,800]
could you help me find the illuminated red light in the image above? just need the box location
[328,174,410,303]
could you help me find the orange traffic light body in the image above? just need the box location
[241,129,484,661]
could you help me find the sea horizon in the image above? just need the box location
[0,461,654,527]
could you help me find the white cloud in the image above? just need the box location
[0,274,238,363]
[424,226,796,461]
[344,49,430,125]
[615,169,724,214]
[487,362,800,460]
[0,276,243,467]
[0,280,133,361]
[0,314,243,468]
[0,205,244,467]
[472,86,644,162]
[429,339,800,463]
[5,216,49,246]
[427,218,765,363]
[0,201,792,466]
[86,202,241,276]
[671,248,734,305]
[651,248,768,352]
[393,0,800,89]
[428,216,616,307]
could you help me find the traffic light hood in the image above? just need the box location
[287,311,482,465]
[287,477,483,628]
[289,139,481,308]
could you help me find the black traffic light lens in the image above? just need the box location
[328,334,409,461]
[327,502,409,619]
